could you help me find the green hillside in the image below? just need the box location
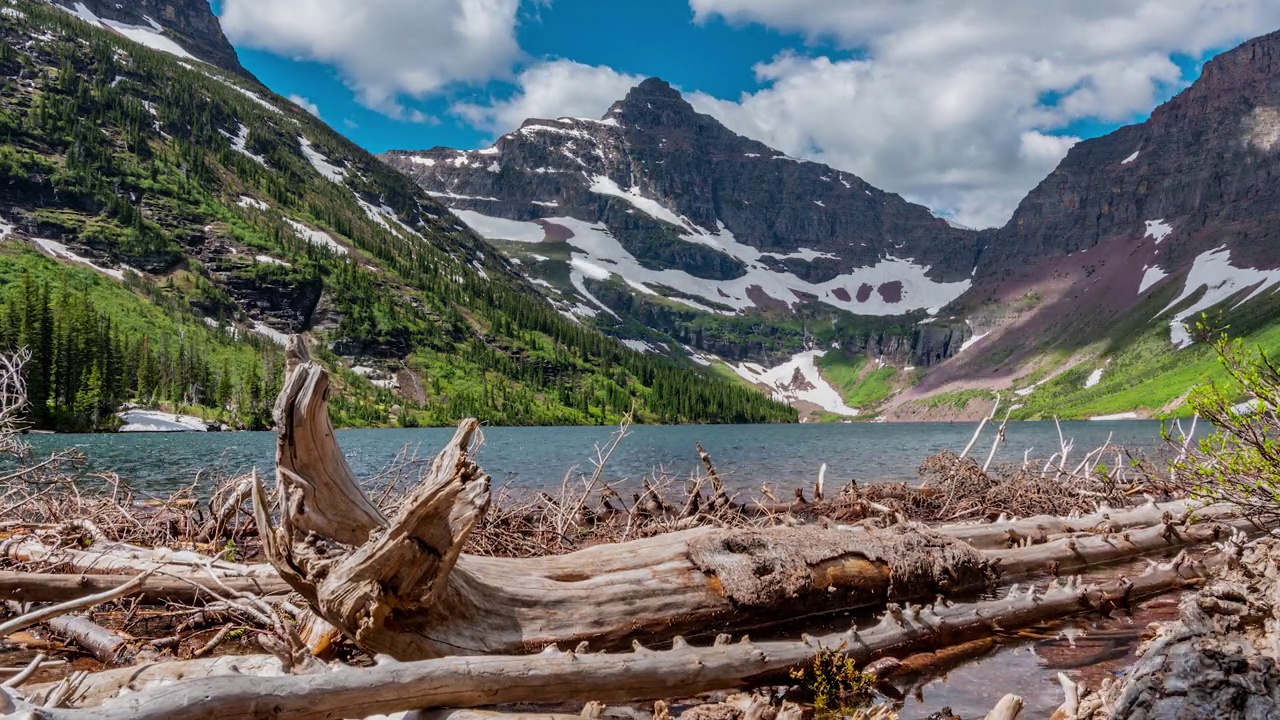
[0,1,795,430]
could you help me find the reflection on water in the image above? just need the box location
[892,555,1190,720]
[20,420,1179,496]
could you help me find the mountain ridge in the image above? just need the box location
[0,0,796,430]
[384,28,1280,421]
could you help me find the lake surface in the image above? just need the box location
[21,420,1182,497]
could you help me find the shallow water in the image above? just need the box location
[890,555,1190,719]
[20,420,1178,496]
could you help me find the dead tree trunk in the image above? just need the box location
[4,557,1209,720]
[254,340,992,659]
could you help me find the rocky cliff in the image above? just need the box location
[47,0,248,76]
[384,79,981,321]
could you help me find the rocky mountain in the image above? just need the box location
[383,80,984,417]
[46,0,248,76]
[0,0,793,430]
[386,30,1280,421]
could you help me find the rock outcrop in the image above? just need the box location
[48,0,249,77]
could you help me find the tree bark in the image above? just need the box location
[2,557,1208,720]
[0,571,290,604]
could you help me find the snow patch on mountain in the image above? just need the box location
[453,210,546,243]
[251,321,289,346]
[1085,367,1104,389]
[1122,150,1140,164]
[588,175,687,227]
[1144,219,1172,244]
[220,124,265,166]
[237,196,269,211]
[1139,265,1168,293]
[55,3,200,62]
[32,237,124,279]
[731,350,858,416]
[454,209,970,316]
[1159,246,1280,348]
[299,137,345,183]
[284,218,347,255]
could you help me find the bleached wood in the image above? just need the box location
[4,558,1206,720]
[0,570,289,604]
[0,571,151,638]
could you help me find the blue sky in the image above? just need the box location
[211,0,855,154]
[209,0,1278,227]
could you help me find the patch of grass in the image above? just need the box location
[817,353,899,408]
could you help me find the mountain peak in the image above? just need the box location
[606,77,697,123]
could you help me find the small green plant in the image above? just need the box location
[223,538,239,563]
[1172,327,1280,519]
[789,642,876,712]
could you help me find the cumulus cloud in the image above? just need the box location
[685,0,1280,227]
[454,60,645,134]
[287,94,322,118]
[219,0,527,119]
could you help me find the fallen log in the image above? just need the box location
[44,615,128,665]
[0,570,290,604]
[254,341,992,659]
[2,556,1208,720]
[935,500,1241,549]
[0,537,277,581]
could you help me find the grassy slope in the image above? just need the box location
[0,2,795,427]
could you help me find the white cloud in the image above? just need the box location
[287,94,322,118]
[684,0,1280,227]
[219,0,527,119]
[454,60,645,134]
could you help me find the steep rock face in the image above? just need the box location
[47,0,248,76]
[983,29,1280,280]
[383,79,981,322]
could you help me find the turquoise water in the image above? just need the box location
[20,420,1176,496]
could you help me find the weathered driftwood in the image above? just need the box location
[0,537,278,581]
[935,500,1241,549]
[0,572,151,638]
[0,570,290,604]
[1,556,1207,720]
[989,516,1258,577]
[254,343,992,659]
[43,615,129,665]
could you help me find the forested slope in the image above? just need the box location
[0,0,794,430]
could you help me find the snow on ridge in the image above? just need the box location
[732,350,858,416]
[760,248,840,262]
[620,339,657,354]
[454,210,971,317]
[1144,219,1172,244]
[425,190,501,202]
[956,331,989,354]
[453,209,546,243]
[32,238,124,280]
[284,218,347,256]
[1138,265,1168,293]
[255,255,289,267]
[1122,150,1140,164]
[220,123,266,166]
[55,3,201,63]
[237,195,269,211]
[409,156,437,167]
[1160,246,1280,348]
[588,175,688,228]
[299,137,346,183]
